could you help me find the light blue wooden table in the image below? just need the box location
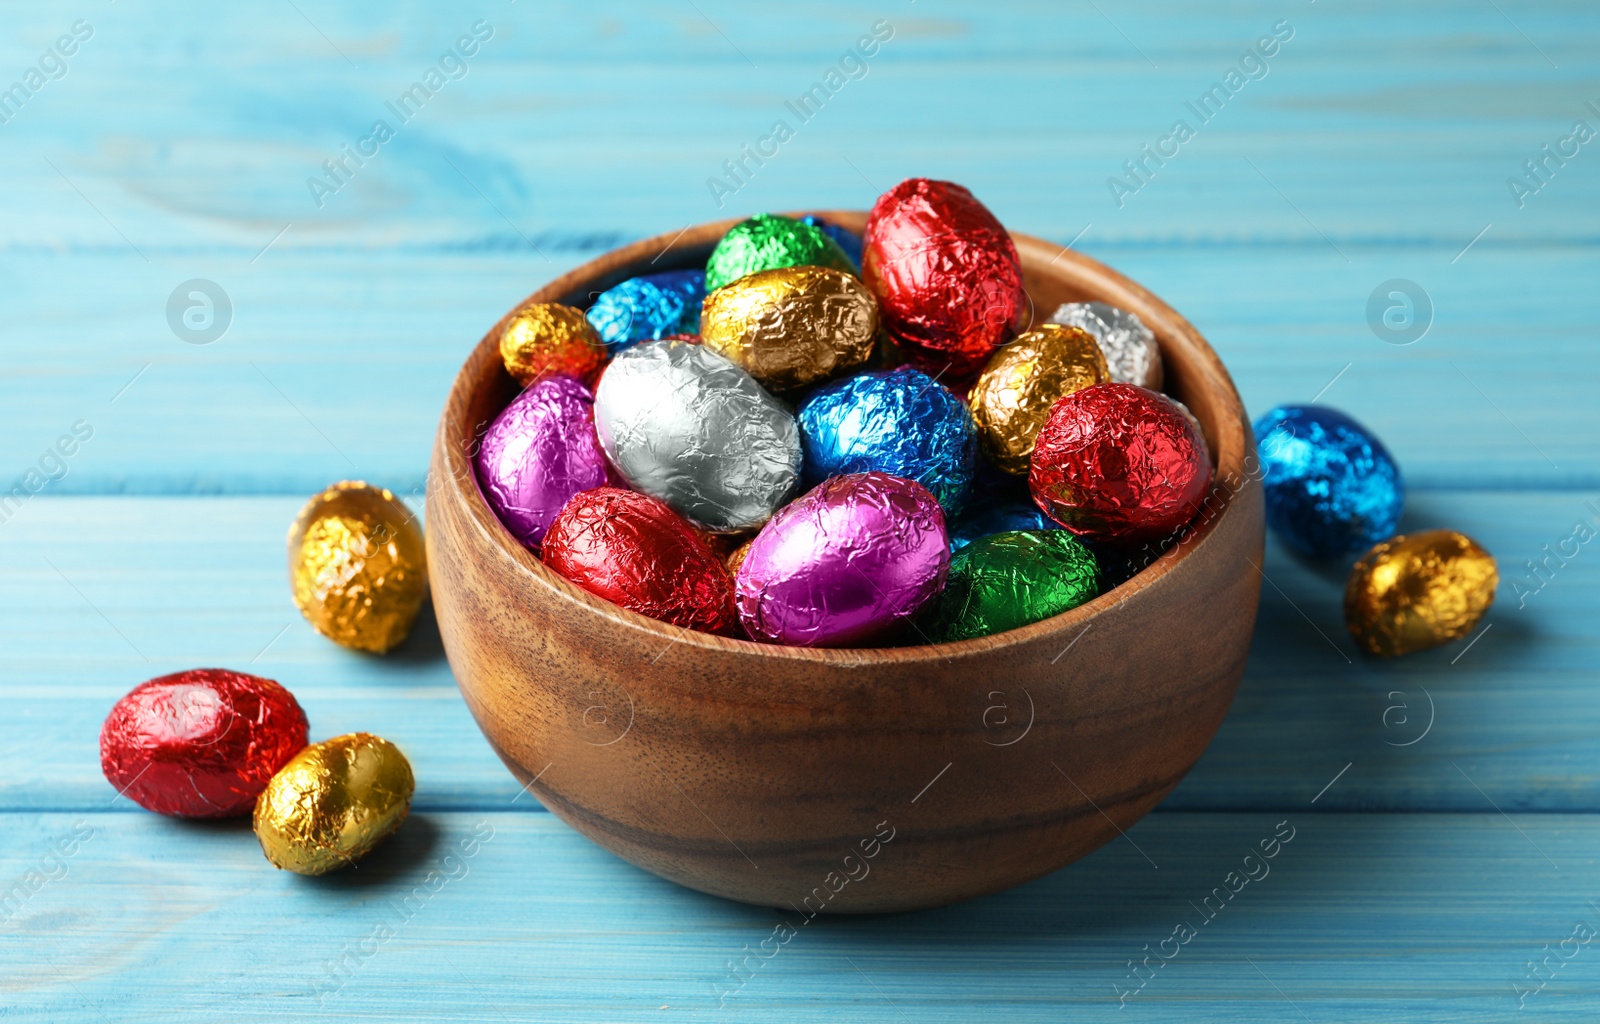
[3,1,1597,1019]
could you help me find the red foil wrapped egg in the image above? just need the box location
[862,178,1027,377]
[99,669,309,818]
[542,487,738,635]
[1029,382,1213,544]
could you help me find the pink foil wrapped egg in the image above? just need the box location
[476,375,610,551]
[735,472,950,647]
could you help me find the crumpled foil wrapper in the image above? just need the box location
[253,733,414,875]
[735,472,949,647]
[476,374,609,551]
[1253,404,1405,559]
[862,178,1026,377]
[543,486,738,635]
[1345,529,1497,656]
[968,324,1110,475]
[704,214,856,292]
[921,530,1101,642]
[499,302,607,386]
[1029,382,1212,544]
[700,265,878,391]
[1047,301,1163,390]
[100,669,308,818]
[798,366,977,514]
[289,482,428,654]
[593,340,801,533]
[586,269,706,354]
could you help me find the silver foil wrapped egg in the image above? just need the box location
[1047,302,1163,390]
[593,340,801,533]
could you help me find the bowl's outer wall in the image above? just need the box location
[427,212,1265,913]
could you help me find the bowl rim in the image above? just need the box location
[432,210,1254,665]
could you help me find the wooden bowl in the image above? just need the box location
[426,212,1264,914]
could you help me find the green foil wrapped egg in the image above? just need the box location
[704,214,858,292]
[922,530,1101,642]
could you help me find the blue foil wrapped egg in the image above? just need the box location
[798,366,977,514]
[1253,404,1404,559]
[949,498,1060,552]
[585,269,707,353]
[799,215,863,272]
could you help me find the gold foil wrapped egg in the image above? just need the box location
[499,302,606,386]
[699,266,878,391]
[1345,529,1498,657]
[289,481,428,654]
[725,537,755,578]
[968,324,1110,474]
[254,733,415,875]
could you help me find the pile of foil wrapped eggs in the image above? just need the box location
[100,668,415,875]
[96,483,433,875]
[475,178,1217,648]
[1252,404,1498,657]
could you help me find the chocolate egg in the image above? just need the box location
[1030,383,1213,544]
[289,482,428,654]
[99,669,308,818]
[586,269,707,353]
[1253,404,1405,560]
[725,537,755,578]
[922,530,1101,642]
[799,214,864,270]
[543,487,738,634]
[949,497,1061,552]
[499,302,607,386]
[968,324,1110,475]
[1345,530,1497,657]
[700,265,878,391]
[862,178,1026,376]
[704,213,856,292]
[1047,302,1163,390]
[254,733,414,876]
[475,375,609,551]
[736,472,949,647]
[798,366,978,514]
[593,340,801,533]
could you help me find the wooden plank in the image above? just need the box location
[0,492,1592,813]
[0,1,1595,247]
[2,810,1595,1021]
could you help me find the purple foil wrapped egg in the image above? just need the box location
[735,472,950,647]
[476,375,609,551]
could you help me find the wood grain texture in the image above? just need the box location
[2,811,1596,1022]
[427,215,1264,911]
